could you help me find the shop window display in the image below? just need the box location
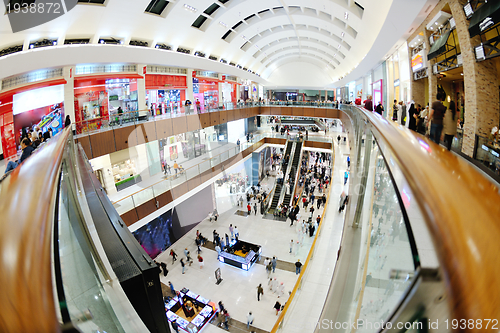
[14,103,65,146]
[193,78,219,111]
[112,159,141,191]
[74,78,138,133]
[146,89,184,115]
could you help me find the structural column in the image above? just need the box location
[63,66,75,125]
[427,20,438,111]
[187,69,194,102]
[137,64,147,111]
[449,0,499,156]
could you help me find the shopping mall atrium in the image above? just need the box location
[0,0,499,332]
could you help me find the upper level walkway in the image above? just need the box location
[1,104,500,333]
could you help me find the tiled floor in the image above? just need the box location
[155,124,349,333]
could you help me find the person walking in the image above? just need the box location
[218,301,225,315]
[408,102,417,132]
[184,248,192,265]
[254,202,257,215]
[375,101,384,116]
[274,301,282,315]
[364,95,373,111]
[247,312,254,329]
[170,249,178,264]
[180,259,186,274]
[271,256,277,273]
[400,101,407,126]
[347,156,350,169]
[171,319,179,333]
[344,170,349,185]
[392,100,398,122]
[198,254,204,269]
[173,160,179,175]
[257,284,264,301]
[229,224,234,239]
[289,239,294,254]
[160,262,168,277]
[247,203,252,215]
[234,226,239,240]
[223,310,230,330]
[295,259,303,275]
[169,281,175,295]
[443,100,457,151]
[263,257,270,268]
[266,261,272,277]
[430,92,446,144]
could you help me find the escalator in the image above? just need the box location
[3,105,500,333]
[268,140,293,214]
[281,140,293,171]
[282,141,302,206]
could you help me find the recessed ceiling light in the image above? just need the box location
[344,12,348,20]
[338,44,341,49]
[184,4,197,12]
[219,21,227,27]
[341,32,345,38]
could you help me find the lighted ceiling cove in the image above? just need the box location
[0,0,437,88]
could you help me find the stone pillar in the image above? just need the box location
[63,66,75,125]
[409,41,427,108]
[449,0,499,156]
[187,69,194,102]
[423,19,438,109]
[137,64,147,111]
[387,59,395,119]
[218,74,223,107]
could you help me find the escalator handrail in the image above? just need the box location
[0,127,71,333]
[356,106,500,323]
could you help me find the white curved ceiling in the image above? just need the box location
[0,0,437,88]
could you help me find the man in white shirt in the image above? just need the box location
[247,312,254,329]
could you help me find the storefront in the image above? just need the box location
[74,74,141,133]
[145,74,187,115]
[1,80,67,159]
[193,77,219,111]
[90,142,160,194]
[240,79,252,101]
[0,95,16,159]
[220,79,237,105]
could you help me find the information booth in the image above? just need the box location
[217,240,262,270]
[165,288,217,333]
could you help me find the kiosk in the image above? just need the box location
[217,240,262,270]
[165,288,217,333]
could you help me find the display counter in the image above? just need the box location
[165,288,217,333]
[217,240,262,270]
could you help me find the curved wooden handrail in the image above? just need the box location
[358,107,500,327]
[0,128,70,332]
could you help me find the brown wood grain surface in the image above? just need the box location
[362,108,500,328]
[0,128,71,333]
